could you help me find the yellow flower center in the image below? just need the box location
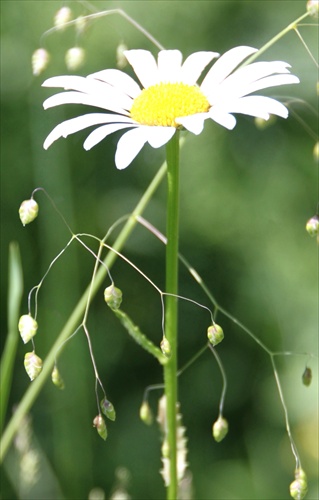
[130,82,210,127]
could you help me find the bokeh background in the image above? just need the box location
[1,1,318,499]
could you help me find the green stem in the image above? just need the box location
[0,160,167,464]
[241,11,311,66]
[0,243,23,433]
[164,131,180,499]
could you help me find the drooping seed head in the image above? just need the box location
[212,416,229,442]
[19,199,39,225]
[100,397,116,421]
[104,284,123,310]
[18,314,38,343]
[207,324,224,347]
[24,352,43,381]
[93,415,107,440]
[32,49,50,76]
[51,366,65,390]
[139,401,153,425]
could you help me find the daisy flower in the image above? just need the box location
[43,46,299,169]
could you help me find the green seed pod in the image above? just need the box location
[100,397,116,421]
[93,415,107,441]
[24,352,43,381]
[104,284,123,310]
[116,42,128,69]
[32,49,50,76]
[207,324,224,347]
[212,416,229,442]
[290,468,308,500]
[139,401,153,425]
[302,367,312,387]
[295,468,307,482]
[54,6,72,29]
[51,366,65,390]
[160,337,171,358]
[19,199,39,226]
[306,215,319,237]
[65,47,85,71]
[290,478,308,500]
[307,0,319,17]
[18,314,38,344]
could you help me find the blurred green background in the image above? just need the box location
[1,1,318,499]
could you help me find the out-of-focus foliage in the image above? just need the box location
[1,1,318,499]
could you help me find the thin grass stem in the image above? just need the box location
[0,159,167,464]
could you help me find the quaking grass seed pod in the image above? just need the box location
[18,314,38,344]
[302,367,312,387]
[54,6,72,29]
[290,468,308,500]
[24,352,43,381]
[306,215,319,236]
[19,199,39,225]
[65,47,85,71]
[31,49,50,76]
[207,323,224,347]
[93,415,107,440]
[139,401,153,425]
[100,397,116,421]
[212,416,229,442]
[307,0,319,17]
[51,366,65,390]
[104,284,123,310]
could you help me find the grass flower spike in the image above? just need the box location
[43,47,299,169]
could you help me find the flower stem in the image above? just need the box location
[164,131,180,499]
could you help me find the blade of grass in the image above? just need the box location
[0,243,24,433]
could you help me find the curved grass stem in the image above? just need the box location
[0,160,167,464]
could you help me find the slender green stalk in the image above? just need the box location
[0,243,23,433]
[0,160,167,464]
[241,11,311,66]
[164,131,180,499]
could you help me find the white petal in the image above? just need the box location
[84,123,135,150]
[43,91,131,115]
[222,96,289,119]
[43,75,133,111]
[175,113,207,135]
[212,74,299,104]
[157,50,183,83]
[43,75,108,94]
[180,51,219,85]
[146,126,176,147]
[235,74,300,99]
[201,46,257,94]
[115,127,149,169]
[209,109,237,130]
[43,113,134,149]
[208,61,293,101]
[88,69,142,98]
[124,50,159,88]
[42,75,86,89]
[226,60,292,86]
